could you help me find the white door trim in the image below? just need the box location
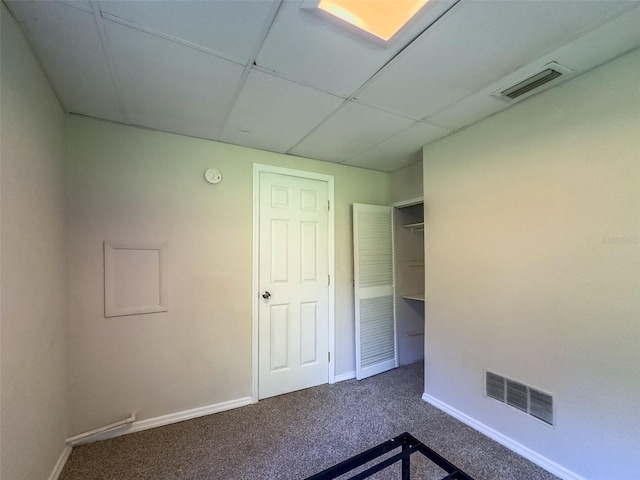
[252,163,335,403]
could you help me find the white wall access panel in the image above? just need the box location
[103,241,168,317]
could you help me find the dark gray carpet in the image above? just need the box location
[60,363,558,479]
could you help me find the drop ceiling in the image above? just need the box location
[6,0,640,172]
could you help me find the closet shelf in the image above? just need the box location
[402,222,424,233]
[401,293,425,302]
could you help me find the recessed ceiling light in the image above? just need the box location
[311,0,431,42]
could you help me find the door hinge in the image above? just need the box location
[328,352,331,362]
[327,200,330,211]
[328,274,331,286]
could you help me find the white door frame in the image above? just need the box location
[252,163,336,403]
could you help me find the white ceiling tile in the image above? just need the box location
[104,20,244,140]
[550,5,640,74]
[221,69,344,154]
[426,5,640,132]
[425,95,508,131]
[98,0,278,64]
[344,122,452,172]
[58,2,93,14]
[357,0,636,120]
[256,0,456,98]
[7,0,639,172]
[289,101,415,162]
[6,1,125,122]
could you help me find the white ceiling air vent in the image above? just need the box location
[492,62,574,102]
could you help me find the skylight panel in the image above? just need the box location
[307,0,431,43]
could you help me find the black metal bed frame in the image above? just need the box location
[304,432,476,480]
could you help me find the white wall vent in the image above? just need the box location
[492,62,573,102]
[485,372,505,401]
[484,371,554,426]
[506,379,529,412]
[529,388,554,425]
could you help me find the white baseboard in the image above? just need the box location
[334,371,356,382]
[73,396,253,445]
[421,393,586,480]
[48,445,72,480]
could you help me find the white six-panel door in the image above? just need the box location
[258,170,330,399]
[353,203,398,380]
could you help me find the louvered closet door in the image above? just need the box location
[353,204,397,380]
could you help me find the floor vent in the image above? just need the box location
[484,371,554,426]
[493,62,573,102]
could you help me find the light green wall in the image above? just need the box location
[66,116,389,434]
[390,160,423,204]
[422,48,640,478]
[1,5,69,479]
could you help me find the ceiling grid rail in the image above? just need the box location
[100,11,247,66]
[215,0,285,140]
[89,1,130,125]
